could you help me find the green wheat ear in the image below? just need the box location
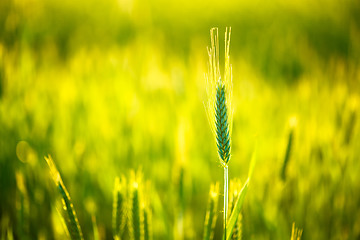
[216,81,231,164]
[45,155,83,240]
[143,205,152,240]
[131,184,141,240]
[206,27,233,167]
[113,176,126,239]
[203,182,220,240]
[128,171,143,240]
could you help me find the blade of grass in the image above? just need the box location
[225,145,256,240]
[45,155,83,240]
[224,179,249,240]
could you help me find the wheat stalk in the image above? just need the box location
[206,27,233,240]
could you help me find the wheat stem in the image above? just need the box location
[206,27,233,240]
[224,165,229,239]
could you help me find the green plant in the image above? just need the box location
[130,181,141,240]
[44,155,83,240]
[224,138,256,240]
[206,26,233,240]
[113,176,126,240]
[229,179,242,240]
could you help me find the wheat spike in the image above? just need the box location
[206,27,233,167]
[216,82,231,164]
[128,171,143,240]
[206,27,233,240]
[113,176,126,239]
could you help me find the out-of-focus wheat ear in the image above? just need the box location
[143,180,153,240]
[281,117,297,181]
[129,178,142,240]
[203,182,220,240]
[44,155,83,240]
[143,205,152,240]
[290,223,302,240]
[113,176,126,239]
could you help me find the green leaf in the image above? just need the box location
[224,143,257,240]
[224,179,249,240]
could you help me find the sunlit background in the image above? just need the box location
[0,0,360,239]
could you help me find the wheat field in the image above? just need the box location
[0,0,360,239]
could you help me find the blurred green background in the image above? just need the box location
[0,0,360,239]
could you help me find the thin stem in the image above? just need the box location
[224,165,229,240]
